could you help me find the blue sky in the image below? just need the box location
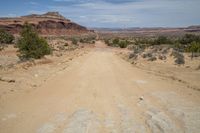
[0,0,200,28]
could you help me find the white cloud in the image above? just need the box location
[28,10,46,15]
[48,0,200,27]
[29,1,38,5]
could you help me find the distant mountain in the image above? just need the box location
[0,12,92,35]
[91,26,200,37]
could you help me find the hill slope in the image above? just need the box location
[0,12,91,35]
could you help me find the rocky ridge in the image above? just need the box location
[0,12,91,35]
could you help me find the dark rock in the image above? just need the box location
[148,56,157,61]
[139,96,144,100]
[129,52,138,59]
[0,77,15,83]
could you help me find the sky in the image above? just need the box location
[0,0,200,28]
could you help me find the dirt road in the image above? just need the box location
[0,41,200,133]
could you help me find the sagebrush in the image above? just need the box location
[0,29,14,44]
[17,22,51,60]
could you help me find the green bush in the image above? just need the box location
[0,29,14,44]
[118,40,128,48]
[71,38,78,45]
[112,38,119,44]
[187,41,200,53]
[104,39,111,46]
[17,22,51,60]
[153,36,172,45]
[186,41,200,58]
[80,38,84,43]
[135,37,154,45]
[79,36,96,44]
[179,34,200,44]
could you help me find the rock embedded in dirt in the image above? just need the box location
[147,56,157,61]
[139,96,144,100]
[129,52,138,59]
[0,77,15,83]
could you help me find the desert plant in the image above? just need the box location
[80,38,84,43]
[186,41,200,59]
[104,39,111,46]
[179,34,200,44]
[71,38,78,45]
[118,40,128,48]
[17,22,51,60]
[175,55,185,64]
[0,29,14,44]
[153,36,172,45]
[112,38,119,45]
[171,50,185,64]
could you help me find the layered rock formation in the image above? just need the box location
[0,12,91,35]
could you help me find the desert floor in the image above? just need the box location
[0,41,200,133]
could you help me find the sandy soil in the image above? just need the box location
[0,41,200,133]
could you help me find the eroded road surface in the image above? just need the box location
[1,41,200,133]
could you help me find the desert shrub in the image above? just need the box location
[186,41,200,58]
[186,41,200,53]
[80,39,84,43]
[79,35,96,44]
[153,36,172,45]
[105,39,117,47]
[173,42,185,52]
[104,39,112,46]
[17,22,51,60]
[179,34,200,44]
[171,51,185,64]
[118,40,128,48]
[0,29,14,44]
[175,55,185,64]
[71,38,78,45]
[112,38,119,45]
[135,38,154,45]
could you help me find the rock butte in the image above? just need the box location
[0,12,93,35]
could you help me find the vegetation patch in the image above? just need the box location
[17,22,51,60]
[0,29,14,44]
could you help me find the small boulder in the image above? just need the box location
[0,77,15,83]
[139,96,144,101]
[129,52,138,59]
[148,56,157,61]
